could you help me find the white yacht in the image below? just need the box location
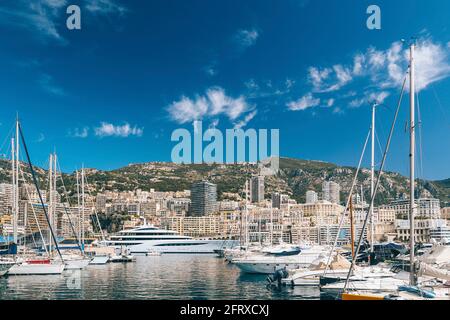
[101,225,239,254]
[62,253,92,270]
[281,254,352,286]
[8,258,65,275]
[232,246,329,274]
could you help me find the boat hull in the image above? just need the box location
[320,278,406,298]
[283,269,350,286]
[233,248,327,274]
[342,293,385,300]
[234,261,310,274]
[110,255,135,263]
[89,256,110,265]
[106,239,239,254]
[64,258,91,270]
[8,263,65,275]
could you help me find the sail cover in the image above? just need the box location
[418,244,450,266]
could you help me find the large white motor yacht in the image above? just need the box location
[101,225,238,254]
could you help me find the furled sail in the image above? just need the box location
[418,262,450,281]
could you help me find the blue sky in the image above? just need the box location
[0,0,449,180]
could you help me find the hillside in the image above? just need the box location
[0,157,448,207]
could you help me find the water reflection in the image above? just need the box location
[0,255,319,300]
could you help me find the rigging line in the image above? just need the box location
[83,173,106,242]
[19,174,37,250]
[18,122,64,262]
[18,166,49,255]
[323,126,371,277]
[55,157,83,254]
[343,70,409,292]
[376,110,388,149]
[430,84,450,128]
[374,130,384,164]
[0,123,15,159]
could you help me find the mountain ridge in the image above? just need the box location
[0,157,448,207]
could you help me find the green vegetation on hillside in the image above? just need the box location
[0,158,448,207]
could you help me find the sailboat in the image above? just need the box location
[48,154,92,270]
[273,97,389,290]
[81,169,113,265]
[220,180,262,261]
[335,41,450,300]
[7,118,65,276]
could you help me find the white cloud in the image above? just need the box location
[349,98,365,108]
[308,67,331,91]
[412,40,450,91]
[287,93,320,111]
[167,87,252,124]
[234,28,259,50]
[326,99,335,107]
[38,73,65,95]
[209,119,220,129]
[361,39,450,91]
[69,127,89,138]
[43,0,67,8]
[204,65,217,76]
[367,47,386,69]
[285,79,295,89]
[349,91,390,108]
[207,88,248,120]
[369,91,390,104]
[308,65,352,93]
[94,122,143,138]
[244,79,259,90]
[0,0,126,42]
[352,54,365,76]
[291,38,450,114]
[36,133,45,142]
[85,0,127,15]
[333,65,353,87]
[333,107,344,115]
[167,96,209,124]
[234,110,257,129]
[244,79,292,99]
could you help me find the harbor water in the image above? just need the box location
[0,255,319,300]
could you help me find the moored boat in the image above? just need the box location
[89,255,110,265]
[101,224,239,254]
[8,259,65,275]
[232,246,328,274]
[64,256,91,270]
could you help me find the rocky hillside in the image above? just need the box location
[1,158,448,207]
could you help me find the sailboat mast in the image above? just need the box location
[270,203,273,245]
[81,166,85,251]
[53,153,58,245]
[349,197,355,259]
[49,154,53,253]
[245,179,249,246]
[11,138,17,244]
[370,103,376,253]
[409,42,416,286]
